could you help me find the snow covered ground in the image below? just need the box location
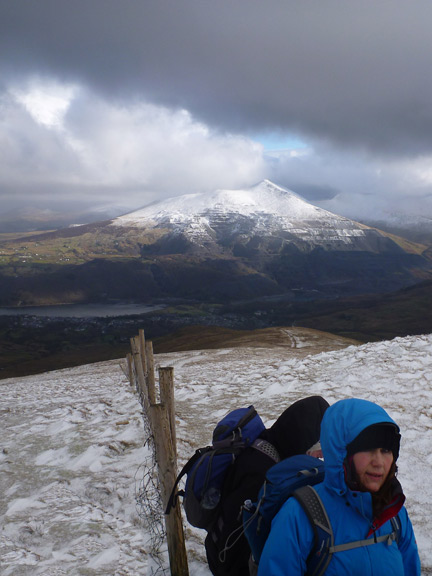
[1,331,431,575]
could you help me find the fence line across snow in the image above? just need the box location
[126,328,189,576]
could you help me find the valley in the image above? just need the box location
[1,278,431,380]
[1,181,431,380]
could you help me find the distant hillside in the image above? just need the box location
[298,279,432,342]
[0,181,431,307]
[1,278,431,380]
[361,214,432,246]
[217,279,432,343]
[0,206,127,233]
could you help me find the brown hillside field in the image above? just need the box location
[153,325,360,355]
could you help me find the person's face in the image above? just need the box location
[352,448,394,492]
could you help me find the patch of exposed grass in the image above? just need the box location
[0,225,168,267]
[373,229,428,255]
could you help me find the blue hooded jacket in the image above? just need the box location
[258,398,421,575]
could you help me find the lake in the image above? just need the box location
[0,303,165,318]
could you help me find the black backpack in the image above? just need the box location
[166,405,276,530]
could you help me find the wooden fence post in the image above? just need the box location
[127,330,189,575]
[130,337,148,412]
[151,404,189,576]
[126,353,134,386]
[145,340,157,405]
[138,329,148,377]
[159,366,177,451]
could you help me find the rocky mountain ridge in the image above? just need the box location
[111,180,391,254]
[0,181,431,306]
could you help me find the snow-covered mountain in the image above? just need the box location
[115,179,340,226]
[1,330,431,574]
[112,180,377,251]
[2,180,430,307]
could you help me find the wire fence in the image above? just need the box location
[135,455,169,575]
[125,331,189,576]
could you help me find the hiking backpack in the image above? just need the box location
[242,453,401,576]
[165,405,274,530]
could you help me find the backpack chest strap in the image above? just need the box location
[329,529,398,553]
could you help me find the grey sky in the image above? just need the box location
[2,1,432,222]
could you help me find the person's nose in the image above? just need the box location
[371,449,384,466]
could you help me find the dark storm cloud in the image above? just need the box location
[3,0,432,224]
[3,1,432,157]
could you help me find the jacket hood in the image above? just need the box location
[320,398,400,494]
[267,395,329,460]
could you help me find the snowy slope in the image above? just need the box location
[1,331,431,575]
[114,180,332,223]
[112,180,368,248]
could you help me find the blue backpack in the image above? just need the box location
[166,405,267,530]
[243,454,325,566]
[242,454,400,576]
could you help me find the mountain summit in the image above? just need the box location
[1,181,430,307]
[105,179,431,301]
[112,180,377,249]
[112,180,389,253]
[115,180,327,224]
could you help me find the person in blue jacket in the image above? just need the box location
[258,398,421,575]
[205,396,329,576]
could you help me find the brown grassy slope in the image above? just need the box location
[0,324,358,381]
[153,325,359,354]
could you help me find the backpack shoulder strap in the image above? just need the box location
[390,515,401,543]
[293,485,334,576]
[251,438,280,463]
[294,485,401,575]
